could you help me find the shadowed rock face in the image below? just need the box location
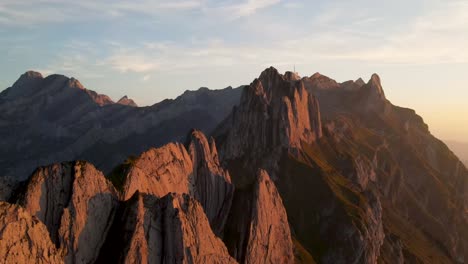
[0,202,63,264]
[98,192,237,264]
[0,72,242,200]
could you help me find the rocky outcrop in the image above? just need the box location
[18,161,118,264]
[224,170,294,264]
[122,143,193,200]
[122,130,234,236]
[0,202,63,264]
[245,170,294,264]
[359,73,390,112]
[217,67,322,176]
[99,192,237,263]
[116,95,137,107]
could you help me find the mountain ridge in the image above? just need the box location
[0,67,466,263]
[0,71,243,199]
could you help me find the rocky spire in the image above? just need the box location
[360,73,389,112]
[98,192,237,263]
[224,170,294,263]
[188,130,234,235]
[367,73,386,100]
[355,77,366,87]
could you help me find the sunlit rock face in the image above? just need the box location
[0,202,63,264]
[223,170,294,264]
[98,192,237,264]
[188,130,234,236]
[218,67,322,160]
[120,130,234,236]
[122,142,193,201]
[18,161,118,264]
[245,170,294,264]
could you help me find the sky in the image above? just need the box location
[0,0,467,141]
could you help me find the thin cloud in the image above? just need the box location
[0,0,273,27]
[226,0,282,18]
[107,54,159,73]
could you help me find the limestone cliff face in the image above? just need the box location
[122,143,193,200]
[188,130,234,236]
[122,130,234,236]
[218,67,322,163]
[18,161,118,264]
[245,170,294,264]
[0,202,63,264]
[224,170,294,264]
[99,192,237,264]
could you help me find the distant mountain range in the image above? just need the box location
[0,68,466,263]
[445,140,468,166]
[0,71,242,198]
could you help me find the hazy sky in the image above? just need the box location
[0,0,467,141]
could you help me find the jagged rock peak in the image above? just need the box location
[159,193,237,263]
[187,129,234,235]
[224,169,294,263]
[117,95,138,107]
[122,131,234,235]
[0,202,63,263]
[219,67,323,162]
[100,192,236,263]
[245,169,294,264]
[367,73,386,100]
[355,77,366,87]
[18,161,118,264]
